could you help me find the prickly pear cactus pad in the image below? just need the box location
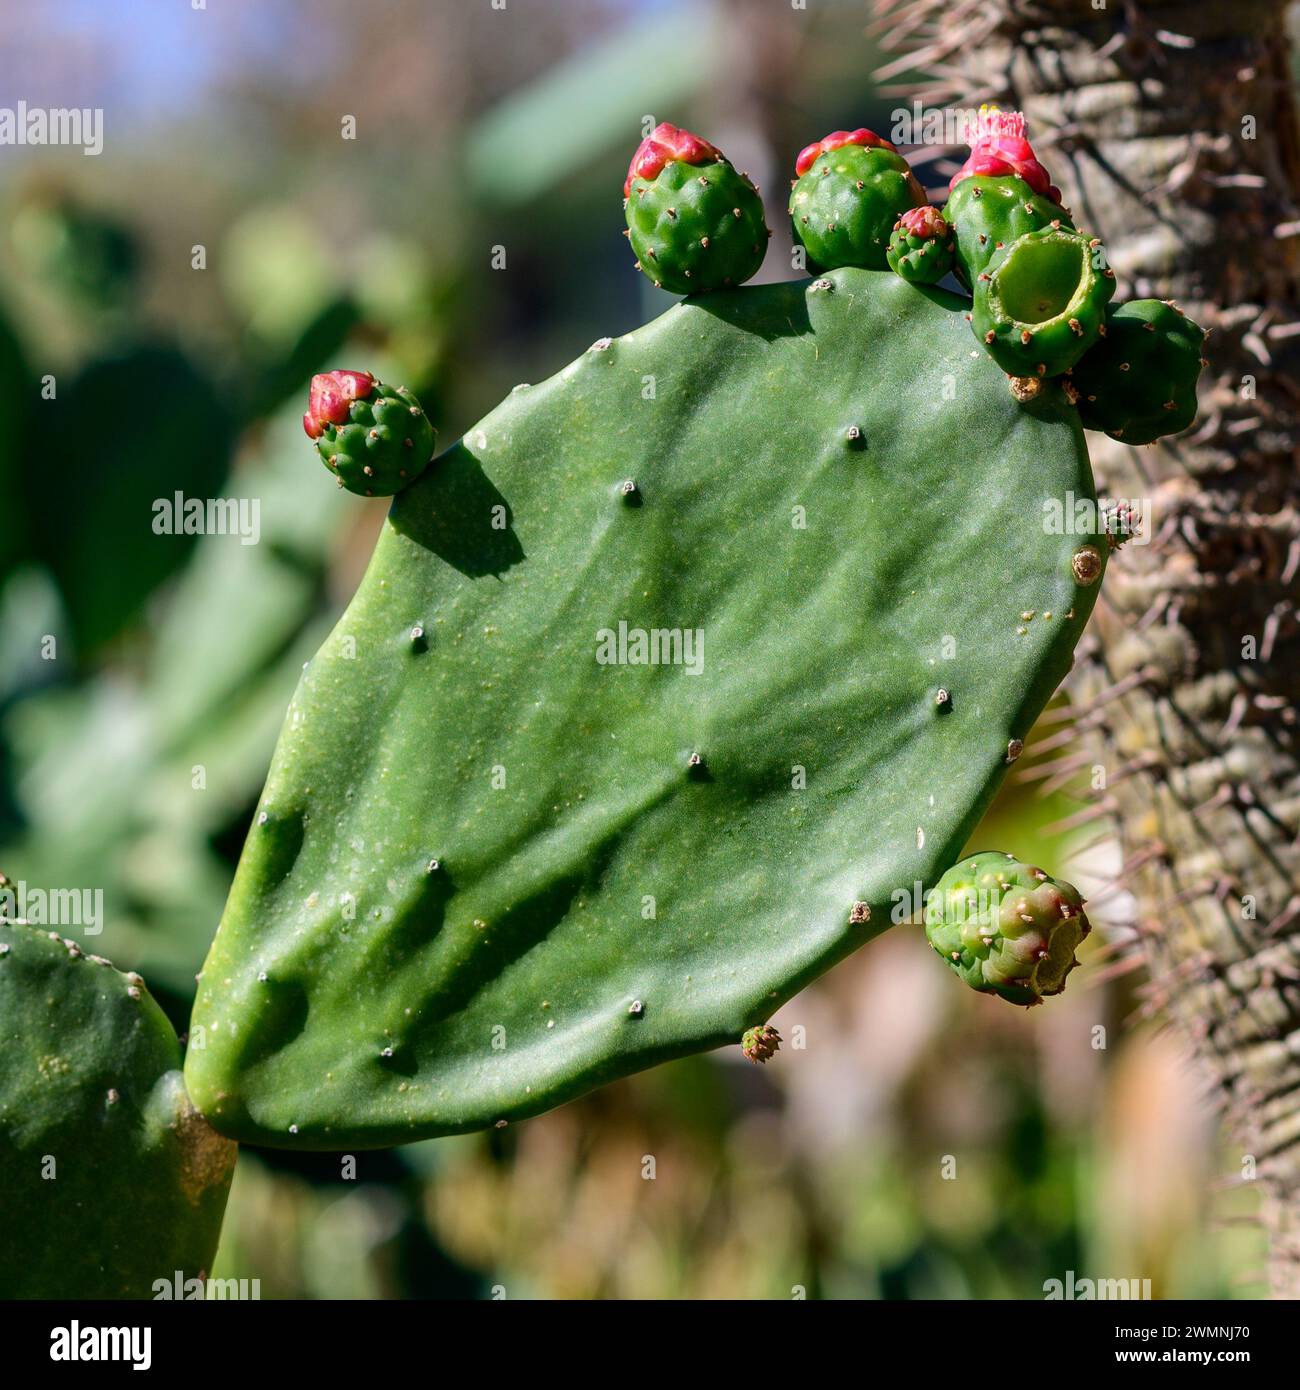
[0,922,235,1298]
[186,267,1107,1148]
[923,851,1091,1006]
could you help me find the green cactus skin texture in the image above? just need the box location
[625,159,768,295]
[972,227,1116,379]
[1070,299,1208,444]
[886,206,955,285]
[185,268,1106,1149]
[924,851,1091,1006]
[790,145,926,272]
[0,922,235,1297]
[941,175,1073,289]
[306,374,436,497]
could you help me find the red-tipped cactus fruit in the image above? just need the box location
[304,370,436,497]
[886,205,956,284]
[789,127,926,271]
[942,108,1072,289]
[623,122,769,295]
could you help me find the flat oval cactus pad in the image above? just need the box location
[186,268,1105,1147]
[0,922,236,1296]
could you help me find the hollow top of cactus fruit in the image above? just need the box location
[949,106,1059,202]
[794,127,895,178]
[624,122,723,196]
[303,369,374,439]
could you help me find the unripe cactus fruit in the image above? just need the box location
[972,226,1115,378]
[886,205,955,284]
[623,122,769,295]
[789,129,925,271]
[742,1024,781,1064]
[924,851,1091,1006]
[941,174,1073,289]
[1069,298,1208,444]
[303,370,436,497]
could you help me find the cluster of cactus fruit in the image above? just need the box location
[263,111,1207,1122]
[618,112,1206,442]
[2,106,1211,1296]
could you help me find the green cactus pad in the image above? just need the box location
[886,207,955,285]
[790,145,925,272]
[625,158,768,295]
[0,922,235,1297]
[186,268,1106,1149]
[972,226,1115,378]
[310,379,436,497]
[1070,299,1207,444]
[923,851,1091,1005]
[942,175,1073,289]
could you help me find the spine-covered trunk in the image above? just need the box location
[882,0,1300,1294]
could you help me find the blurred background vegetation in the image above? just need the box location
[0,0,1266,1298]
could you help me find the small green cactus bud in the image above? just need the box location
[303,370,436,497]
[924,851,1091,1006]
[741,1023,781,1063]
[1069,298,1207,444]
[624,122,769,295]
[971,226,1115,378]
[789,128,926,272]
[886,205,956,284]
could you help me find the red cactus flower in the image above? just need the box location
[794,128,896,179]
[949,108,1060,202]
[898,205,947,238]
[303,370,375,439]
[624,122,723,197]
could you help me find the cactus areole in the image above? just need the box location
[181,109,1209,1150]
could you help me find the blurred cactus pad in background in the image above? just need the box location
[0,0,1268,1301]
